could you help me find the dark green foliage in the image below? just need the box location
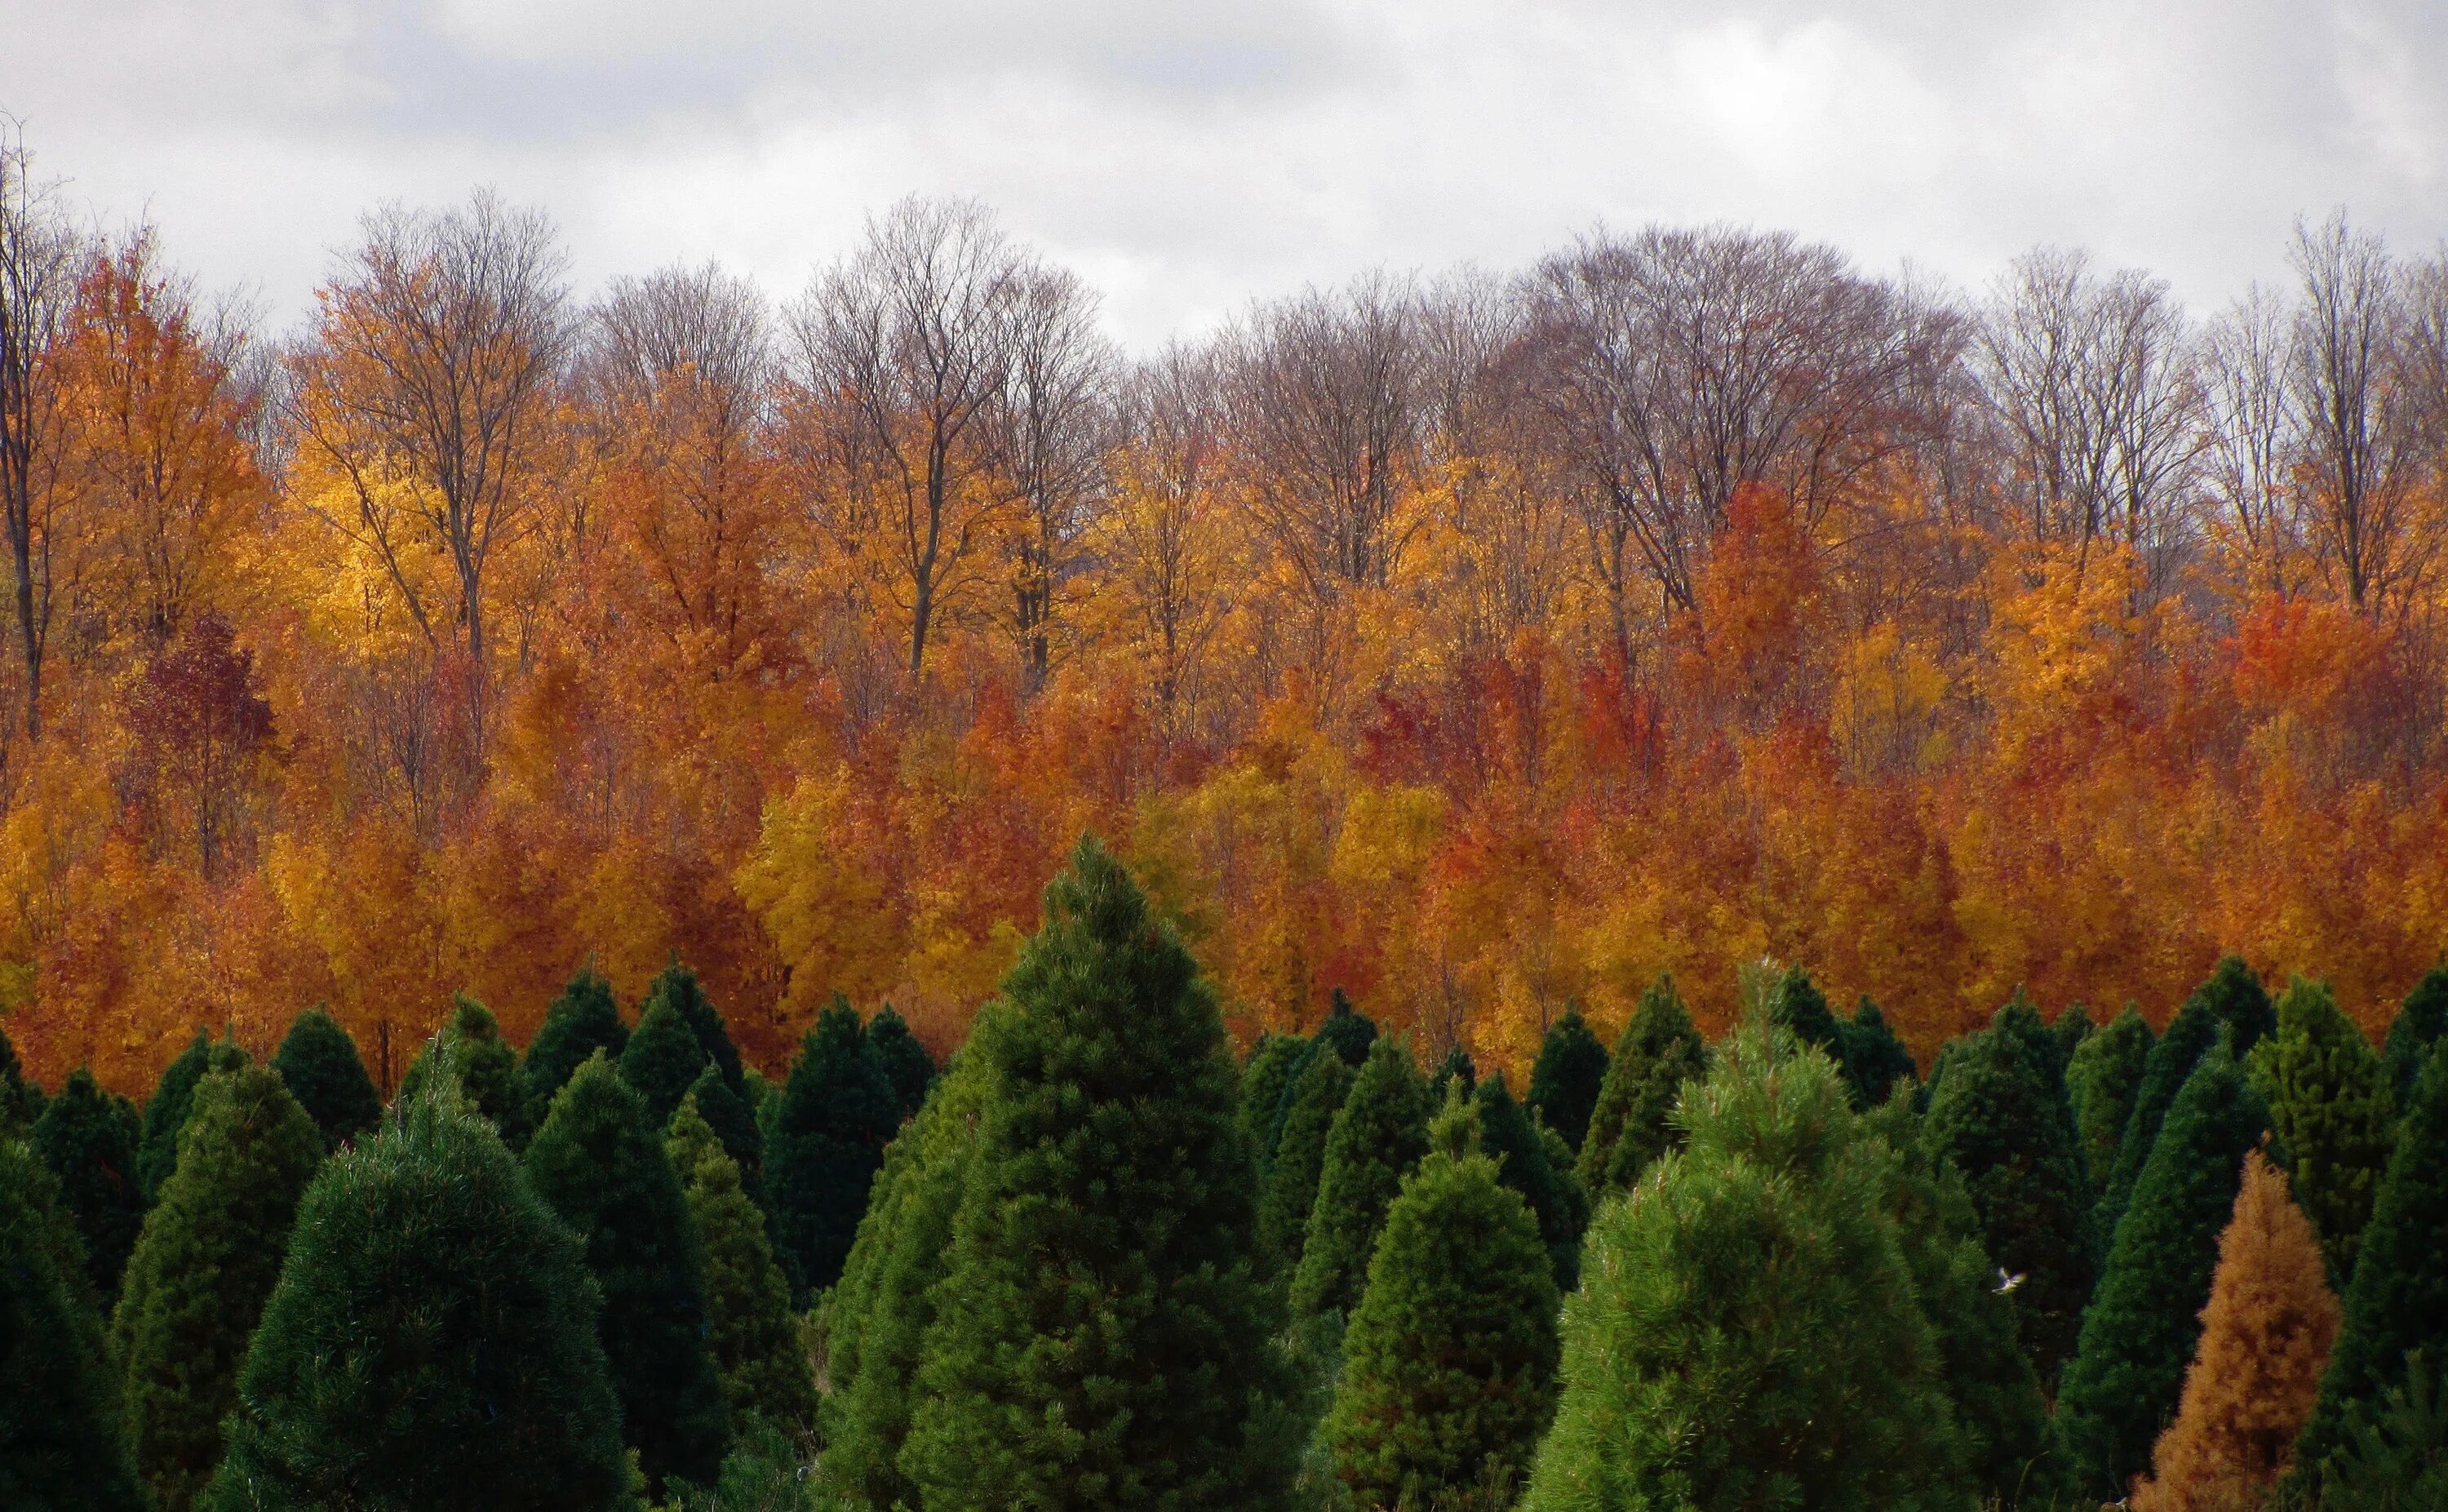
[1311,987,1378,1070]
[272,1005,379,1151]
[1322,1093,1559,1510]
[1842,995,1918,1110]
[1575,975,1707,1199]
[864,1004,934,1124]
[32,1067,144,1304]
[2249,978,2395,1282]
[818,1044,991,1512]
[2066,1004,2153,1189]
[684,1414,821,1512]
[397,994,525,1145]
[2383,965,2448,1115]
[1523,1026,1973,1512]
[1291,1036,1432,1321]
[765,1000,898,1302]
[1527,1008,1608,1153]
[0,1022,37,1134]
[202,1078,629,1512]
[902,836,1291,1512]
[1237,1031,1304,1177]
[2055,1044,2271,1499]
[2051,1000,2095,1071]
[2294,1041,2448,1493]
[2309,1352,2447,1510]
[518,967,629,1134]
[1259,1045,1355,1263]
[2202,951,2281,1056]
[110,1065,325,1512]
[0,1138,146,1512]
[669,1092,816,1435]
[1921,1005,2095,1386]
[1430,1043,1476,1101]
[617,991,712,1130]
[138,1030,216,1204]
[2096,959,2267,1239]
[686,1062,765,1204]
[648,959,746,1093]
[525,1054,730,1492]
[1475,1071,1587,1290]
[1768,965,1843,1055]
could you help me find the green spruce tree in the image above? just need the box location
[1575,974,1707,1199]
[33,1067,144,1305]
[1322,1090,1559,1510]
[645,958,745,1093]
[2052,1000,2096,1071]
[109,1065,325,1512]
[2098,957,2270,1240]
[0,1137,146,1512]
[901,836,1292,1512]
[0,1022,38,1134]
[518,967,628,1135]
[396,994,524,1144]
[1311,987,1379,1069]
[1768,965,1844,1056]
[1527,1007,1608,1153]
[2249,978,2395,1281]
[2382,964,2448,1115]
[1259,1044,1355,1264]
[1237,1031,1304,1178]
[1430,1043,1477,1101]
[764,999,898,1301]
[202,1077,630,1512]
[1475,1071,1587,1289]
[524,1053,730,1493]
[864,1004,935,1124]
[668,1091,816,1434]
[2067,1004,2154,1190]
[2056,1042,2272,1499]
[684,1061,764,1204]
[272,1004,379,1151]
[137,1030,220,1203]
[1843,995,1918,1109]
[1290,1035,1432,1321]
[616,988,712,1130]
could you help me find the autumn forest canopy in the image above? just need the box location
[2,122,2446,1102]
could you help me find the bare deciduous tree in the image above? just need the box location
[2201,286,2308,596]
[1105,343,1232,728]
[992,263,1115,688]
[0,124,83,741]
[2289,213,2417,614]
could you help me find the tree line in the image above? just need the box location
[5,836,2446,1508]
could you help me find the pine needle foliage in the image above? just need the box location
[272,1005,380,1152]
[864,1004,935,1124]
[396,994,524,1146]
[2247,978,2395,1282]
[32,1067,145,1305]
[518,967,629,1136]
[1291,1035,1432,1322]
[1575,974,1707,1199]
[1526,1008,1608,1153]
[1259,1044,1355,1265]
[0,1137,146,1512]
[2068,1004,2154,1190]
[617,990,712,1131]
[2382,964,2448,1116]
[668,1092,816,1435]
[764,1000,899,1302]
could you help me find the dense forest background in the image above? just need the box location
[5,125,2446,1095]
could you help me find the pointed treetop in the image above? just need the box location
[273,1004,381,1151]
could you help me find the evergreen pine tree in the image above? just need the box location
[2382,964,2448,1115]
[1322,1091,1559,1510]
[1526,1008,1608,1153]
[1259,1042,1355,1264]
[0,1022,38,1134]
[1475,1071,1587,1290]
[2056,1043,2272,1499]
[2099,957,2269,1241]
[1523,1024,1973,1512]
[518,967,628,1135]
[136,1029,219,1203]
[764,999,898,1302]
[2068,1004,2154,1190]
[1767,964,1843,1056]
[2053,1000,2096,1071]
[396,994,524,1144]
[32,1067,144,1304]
[1843,995,1918,1109]
[901,836,1292,1512]
[1237,1032,1304,1177]
[524,1053,730,1493]
[1430,1043,1476,1101]
[110,1064,325,1512]
[684,1061,765,1204]
[617,989,712,1129]
[864,1004,935,1124]
[2248,978,2395,1281]
[645,958,745,1093]
[2292,1040,2448,1493]
[272,1004,380,1152]
[1310,987,1378,1069]
[668,1092,816,1434]
[202,1078,629,1512]
[0,1137,146,1512]
[1290,1035,1432,1321]
[2131,1151,2340,1512]
[1575,974,1707,1199]
[1921,1005,2096,1385]
[2309,1353,2448,1510]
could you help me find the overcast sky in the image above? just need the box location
[5,0,2446,347]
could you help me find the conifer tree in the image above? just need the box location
[202,1078,629,1512]
[902,837,1292,1512]
[1259,1041,1355,1264]
[1430,1043,1477,1101]
[0,1022,38,1133]
[2309,1354,2448,1510]
[684,1061,764,1204]
[396,994,523,1144]
[668,1092,816,1434]
[2249,978,2395,1281]
[2053,1000,2096,1071]
[1921,1007,2096,1385]
[2056,1044,2272,1499]
[33,1068,144,1304]
[1310,986,1378,1069]
[1475,1071,1587,1289]
[1291,1035,1431,1321]
[1767,964,1843,1056]
[1322,1090,1559,1510]
[616,989,712,1130]
[2131,1151,2340,1512]
[2099,958,2269,1240]
[1527,1007,1608,1153]
[0,1137,147,1512]
[2293,1040,2448,1493]
[818,1044,992,1512]
[645,958,745,1093]
[865,1004,934,1124]
[272,1004,379,1152]
[517,967,628,1135]
[1575,974,1707,1199]
[1523,1024,1973,1512]
[524,1053,730,1493]
[1237,1032,1304,1176]
[765,999,898,1301]
[110,1065,325,1512]
[137,1029,220,1203]
[1843,995,1917,1109]
[2068,1004,2154,1189]
[2382,964,2448,1115]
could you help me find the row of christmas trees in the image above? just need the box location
[5,834,2447,1508]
